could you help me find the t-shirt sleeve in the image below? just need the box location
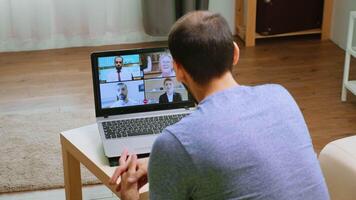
[148,130,197,200]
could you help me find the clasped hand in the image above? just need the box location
[109,149,148,200]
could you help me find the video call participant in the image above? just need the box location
[106,56,134,82]
[110,83,137,108]
[158,54,175,77]
[140,54,153,73]
[159,78,182,103]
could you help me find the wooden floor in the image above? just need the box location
[0,36,356,153]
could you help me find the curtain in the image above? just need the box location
[142,0,209,36]
[0,0,165,52]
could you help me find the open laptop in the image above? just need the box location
[91,47,196,165]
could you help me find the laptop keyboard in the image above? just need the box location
[101,113,189,139]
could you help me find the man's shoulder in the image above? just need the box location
[258,84,296,104]
[174,92,182,97]
[110,101,120,108]
[164,110,204,140]
[201,84,290,104]
[152,129,187,157]
[154,130,176,147]
[244,84,295,106]
[252,84,289,95]
[164,84,296,141]
[127,99,137,105]
[159,93,166,100]
[107,71,117,78]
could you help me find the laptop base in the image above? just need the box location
[108,153,150,167]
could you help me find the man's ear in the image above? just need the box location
[233,42,240,65]
[173,60,186,83]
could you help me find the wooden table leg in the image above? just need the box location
[321,0,334,40]
[62,145,83,200]
[245,0,257,47]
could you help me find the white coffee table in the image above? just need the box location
[60,124,149,200]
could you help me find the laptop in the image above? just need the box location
[90,47,196,165]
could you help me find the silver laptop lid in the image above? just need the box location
[91,47,196,118]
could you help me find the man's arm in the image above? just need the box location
[106,71,117,82]
[174,92,182,102]
[148,130,197,200]
[158,94,166,103]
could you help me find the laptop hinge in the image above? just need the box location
[184,106,190,110]
[104,115,109,119]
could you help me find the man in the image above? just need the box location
[158,54,176,77]
[110,83,137,108]
[110,11,329,200]
[158,78,182,103]
[106,56,133,82]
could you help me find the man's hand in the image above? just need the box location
[109,149,148,195]
[120,154,140,200]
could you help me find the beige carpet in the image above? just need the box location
[0,109,100,193]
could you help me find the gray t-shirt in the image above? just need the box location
[148,84,329,200]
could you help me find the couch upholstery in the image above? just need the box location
[319,136,356,200]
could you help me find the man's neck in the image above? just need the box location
[119,98,128,103]
[189,72,238,103]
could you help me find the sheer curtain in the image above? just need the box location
[0,0,165,52]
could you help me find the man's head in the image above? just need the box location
[117,82,128,101]
[159,54,174,77]
[163,78,174,95]
[114,56,124,71]
[168,11,238,85]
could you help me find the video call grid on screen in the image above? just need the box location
[97,51,189,109]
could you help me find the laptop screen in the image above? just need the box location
[91,47,195,117]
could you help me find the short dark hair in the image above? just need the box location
[117,82,127,89]
[168,11,234,85]
[163,78,173,85]
[115,56,123,61]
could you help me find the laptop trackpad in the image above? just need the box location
[105,135,157,157]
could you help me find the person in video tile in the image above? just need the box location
[110,82,137,107]
[158,54,176,77]
[159,78,182,103]
[106,56,133,82]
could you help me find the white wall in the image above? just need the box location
[330,0,356,50]
[209,0,236,34]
